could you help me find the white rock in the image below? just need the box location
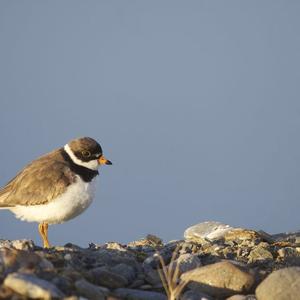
[4,272,64,299]
[184,221,237,241]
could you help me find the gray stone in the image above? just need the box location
[114,288,167,300]
[248,246,273,263]
[226,296,248,300]
[272,231,300,243]
[181,261,255,298]
[89,266,128,288]
[0,248,53,273]
[111,263,136,284]
[181,289,213,300]
[0,239,35,250]
[226,296,246,300]
[143,263,162,286]
[277,247,298,258]
[4,272,64,299]
[129,279,145,288]
[75,279,107,300]
[184,221,235,242]
[256,267,300,300]
[175,253,201,275]
[90,248,140,269]
[51,276,73,294]
[226,295,256,300]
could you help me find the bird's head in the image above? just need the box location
[64,137,112,170]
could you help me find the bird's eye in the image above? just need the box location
[82,150,91,157]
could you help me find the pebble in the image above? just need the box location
[0,239,35,250]
[75,278,107,300]
[0,247,53,273]
[110,263,136,284]
[181,261,255,297]
[277,247,297,258]
[4,272,64,299]
[181,289,213,300]
[1,221,300,299]
[226,295,257,300]
[248,245,273,263]
[114,288,167,300]
[89,266,129,288]
[256,267,300,300]
[184,221,235,242]
[174,253,202,275]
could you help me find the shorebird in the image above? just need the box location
[0,137,112,248]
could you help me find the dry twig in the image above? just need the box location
[156,244,191,300]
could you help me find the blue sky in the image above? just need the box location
[1,1,300,246]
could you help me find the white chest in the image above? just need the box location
[11,176,96,224]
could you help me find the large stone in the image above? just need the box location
[181,289,213,300]
[89,266,128,288]
[256,267,300,300]
[75,278,107,300]
[181,261,255,297]
[0,239,35,250]
[227,295,257,300]
[4,272,64,299]
[224,229,262,243]
[0,248,53,273]
[111,263,136,284]
[184,221,235,242]
[114,288,167,300]
[174,253,202,275]
[248,246,273,263]
[89,248,140,269]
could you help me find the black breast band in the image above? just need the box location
[61,149,99,182]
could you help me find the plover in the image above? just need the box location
[0,137,112,248]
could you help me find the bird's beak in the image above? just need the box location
[98,155,112,165]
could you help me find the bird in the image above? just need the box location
[0,137,112,248]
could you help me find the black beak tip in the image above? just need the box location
[106,160,113,165]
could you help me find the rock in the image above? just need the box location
[277,247,298,258]
[89,266,128,288]
[4,272,64,299]
[103,242,127,251]
[51,275,73,294]
[224,229,262,244]
[181,261,255,298]
[111,263,136,284]
[174,253,201,275]
[0,239,35,250]
[2,226,300,300]
[226,296,247,300]
[145,234,163,246]
[0,285,15,299]
[0,248,53,274]
[129,278,145,288]
[128,235,163,249]
[227,295,257,300]
[89,248,140,269]
[181,289,213,300]
[272,231,300,244]
[184,221,235,242]
[114,288,167,300]
[143,264,162,286]
[75,278,107,300]
[256,267,300,300]
[248,245,273,263]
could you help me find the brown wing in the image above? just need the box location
[0,149,76,207]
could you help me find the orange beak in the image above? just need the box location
[98,155,112,165]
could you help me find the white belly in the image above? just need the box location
[10,176,96,224]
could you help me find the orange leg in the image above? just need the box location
[38,222,50,248]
